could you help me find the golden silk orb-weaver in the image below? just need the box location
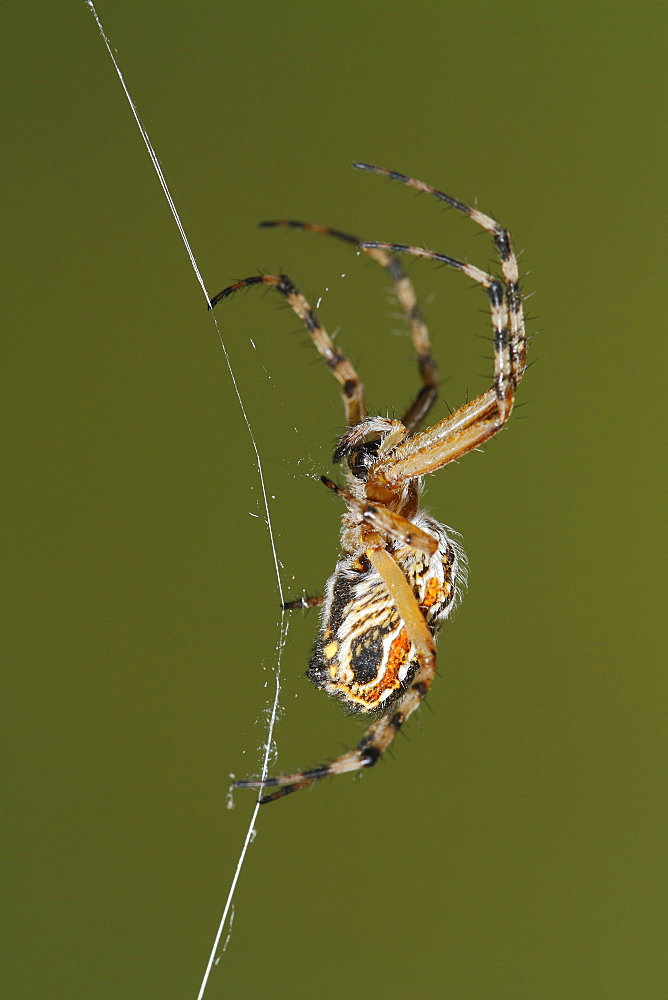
[209,163,527,804]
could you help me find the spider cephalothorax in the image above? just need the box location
[210,163,527,803]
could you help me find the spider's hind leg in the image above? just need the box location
[235,683,426,805]
[237,545,439,804]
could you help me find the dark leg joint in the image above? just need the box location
[276,274,297,296]
[494,230,511,260]
[507,281,521,312]
[488,280,505,307]
[361,745,381,767]
[386,258,406,282]
[495,327,509,350]
[389,711,404,731]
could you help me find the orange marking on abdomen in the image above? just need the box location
[348,629,413,709]
[421,577,442,609]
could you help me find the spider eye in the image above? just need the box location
[346,440,380,480]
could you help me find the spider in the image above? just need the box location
[209,163,527,803]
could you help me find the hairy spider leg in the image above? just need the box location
[281,595,325,611]
[361,245,513,417]
[353,162,525,390]
[259,220,437,432]
[352,241,523,488]
[235,546,438,804]
[209,274,367,426]
[320,475,437,554]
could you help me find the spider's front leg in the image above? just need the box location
[259,220,438,433]
[360,269,521,486]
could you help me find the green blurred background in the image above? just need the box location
[5,3,666,998]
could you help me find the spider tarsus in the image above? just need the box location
[259,219,360,246]
[259,785,298,805]
[207,290,229,309]
[208,275,265,309]
[282,595,323,611]
[351,162,408,186]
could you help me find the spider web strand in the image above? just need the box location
[86,4,287,997]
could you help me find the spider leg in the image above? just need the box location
[238,684,425,805]
[320,475,437,555]
[368,379,515,489]
[209,274,367,426]
[236,545,437,804]
[361,242,515,423]
[354,163,526,392]
[260,220,438,432]
[352,233,529,485]
[281,595,324,611]
[373,407,504,485]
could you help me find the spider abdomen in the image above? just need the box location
[308,516,465,713]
